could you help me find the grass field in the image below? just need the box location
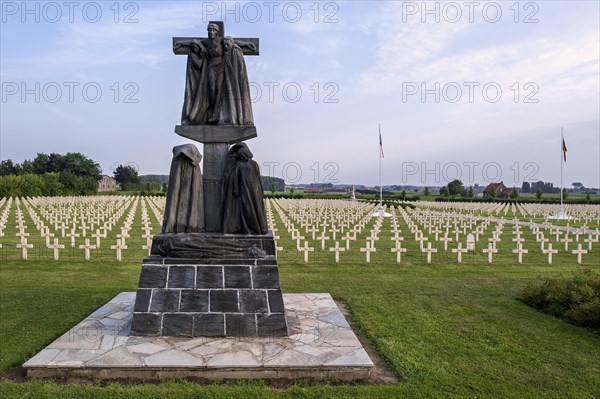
[1,261,599,398]
[1,197,599,398]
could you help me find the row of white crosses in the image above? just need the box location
[388,212,408,262]
[38,196,135,261]
[514,218,597,264]
[270,198,378,263]
[269,198,596,265]
[2,196,597,264]
[412,202,599,265]
[53,196,132,260]
[417,200,506,217]
[403,206,483,263]
[14,199,34,259]
[277,200,411,264]
[519,202,600,225]
[144,196,165,226]
[0,195,152,261]
[140,198,154,255]
[531,223,598,265]
[407,207,517,264]
[415,200,600,227]
[264,199,278,247]
[387,207,409,263]
[282,198,600,265]
[32,196,129,238]
[0,197,14,253]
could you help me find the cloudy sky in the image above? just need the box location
[1,1,599,188]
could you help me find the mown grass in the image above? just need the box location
[1,260,599,398]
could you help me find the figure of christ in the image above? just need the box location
[175,23,255,126]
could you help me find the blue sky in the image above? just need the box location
[1,1,599,188]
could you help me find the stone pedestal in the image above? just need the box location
[130,233,288,338]
[23,293,374,381]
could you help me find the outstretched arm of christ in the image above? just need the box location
[233,39,258,53]
[173,37,259,55]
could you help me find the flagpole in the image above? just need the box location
[373,124,389,218]
[560,127,564,217]
[379,123,382,210]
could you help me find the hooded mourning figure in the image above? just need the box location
[222,143,268,235]
[162,144,205,233]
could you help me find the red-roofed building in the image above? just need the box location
[483,182,514,198]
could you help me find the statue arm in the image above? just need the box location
[173,39,207,55]
[173,41,189,52]
[234,39,258,53]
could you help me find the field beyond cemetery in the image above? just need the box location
[1,197,599,398]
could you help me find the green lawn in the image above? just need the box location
[1,260,599,398]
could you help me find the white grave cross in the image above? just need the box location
[451,243,468,263]
[542,243,558,264]
[422,242,438,263]
[571,244,588,264]
[329,241,345,263]
[390,242,407,263]
[47,238,65,261]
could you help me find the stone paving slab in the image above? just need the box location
[24,293,373,381]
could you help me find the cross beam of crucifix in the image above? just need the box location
[172,21,259,56]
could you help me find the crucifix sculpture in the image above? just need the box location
[170,21,262,233]
[128,21,286,339]
[172,21,259,126]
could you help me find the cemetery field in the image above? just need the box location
[1,196,599,398]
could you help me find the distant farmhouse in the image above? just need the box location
[483,182,514,198]
[98,175,116,192]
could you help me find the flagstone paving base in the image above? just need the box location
[24,292,373,381]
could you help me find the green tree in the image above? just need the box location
[423,187,431,196]
[32,153,50,174]
[535,187,543,201]
[586,193,591,203]
[490,185,497,199]
[510,187,519,200]
[290,187,295,197]
[58,171,97,195]
[467,186,475,199]
[47,153,65,173]
[0,160,18,176]
[0,175,22,197]
[60,153,100,179]
[18,160,34,175]
[1,152,100,196]
[41,173,63,196]
[20,174,45,196]
[562,188,568,201]
[59,171,84,195]
[448,179,465,197]
[439,186,449,197]
[113,164,140,190]
[400,189,407,201]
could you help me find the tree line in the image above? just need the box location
[0,153,101,197]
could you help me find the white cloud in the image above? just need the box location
[4,3,207,76]
[358,3,599,104]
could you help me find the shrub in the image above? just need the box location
[519,269,600,330]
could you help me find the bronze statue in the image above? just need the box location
[222,143,268,235]
[162,144,205,233]
[177,23,254,126]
